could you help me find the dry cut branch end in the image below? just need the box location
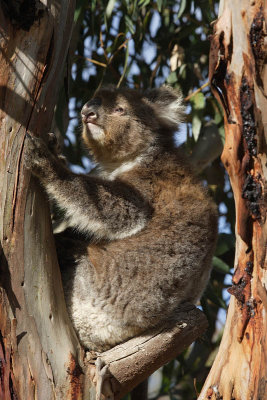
[85,304,208,400]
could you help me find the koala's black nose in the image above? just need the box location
[81,97,102,123]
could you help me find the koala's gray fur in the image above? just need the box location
[24,86,218,352]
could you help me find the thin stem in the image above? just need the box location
[184,81,210,102]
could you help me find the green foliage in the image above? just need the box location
[54,0,236,398]
[190,92,206,140]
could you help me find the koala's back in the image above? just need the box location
[60,150,217,351]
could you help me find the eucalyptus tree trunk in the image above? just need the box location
[0,2,215,400]
[0,2,84,399]
[199,1,267,399]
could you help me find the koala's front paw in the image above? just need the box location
[24,134,51,178]
[47,132,67,165]
[47,132,60,155]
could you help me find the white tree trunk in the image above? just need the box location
[0,2,83,398]
[199,1,267,398]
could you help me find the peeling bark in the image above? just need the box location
[198,1,267,399]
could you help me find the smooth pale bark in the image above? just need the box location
[0,2,84,399]
[198,1,267,399]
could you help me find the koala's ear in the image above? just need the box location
[144,86,185,128]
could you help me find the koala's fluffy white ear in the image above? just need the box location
[144,86,185,128]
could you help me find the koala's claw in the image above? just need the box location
[47,132,67,165]
[47,131,57,144]
[94,358,114,400]
[24,134,50,176]
[25,132,33,140]
[47,132,60,155]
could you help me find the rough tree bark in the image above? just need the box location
[0,2,209,399]
[199,1,267,399]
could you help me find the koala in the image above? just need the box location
[24,86,218,352]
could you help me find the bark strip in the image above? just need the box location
[198,1,267,399]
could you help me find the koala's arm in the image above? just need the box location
[24,135,152,240]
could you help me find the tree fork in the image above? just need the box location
[198,1,267,399]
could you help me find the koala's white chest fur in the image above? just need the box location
[104,155,144,180]
[71,298,139,350]
[70,294,120,350]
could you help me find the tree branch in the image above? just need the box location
[86,304,208,400]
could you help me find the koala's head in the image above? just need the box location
[81,86,184,164]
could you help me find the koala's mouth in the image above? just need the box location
[85,122,105,141]
[86,121,101,130]
[82,117,100,130]
[86,121,98,127]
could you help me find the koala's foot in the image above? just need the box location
[93,357,114,400]
[24,133,51,178]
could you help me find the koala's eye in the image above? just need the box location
[113,107,125,114]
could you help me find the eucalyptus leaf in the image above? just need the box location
[157,0,163,12]
[166,71,177,84]
[213,256,230,274]
[74,5,83,23]
[138,0,151,7]
[215,233,235,256]
[106,0,116,18]
[117,42,130,87]
[74,0,87,23]
[179,63,187,79]
[219,125,225,143]
[177,0,187,18]
[205,284,227,309]
[125,15,136,34]
[190,92,206,110]
[192,114,202,141]
[143,10,151,30]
